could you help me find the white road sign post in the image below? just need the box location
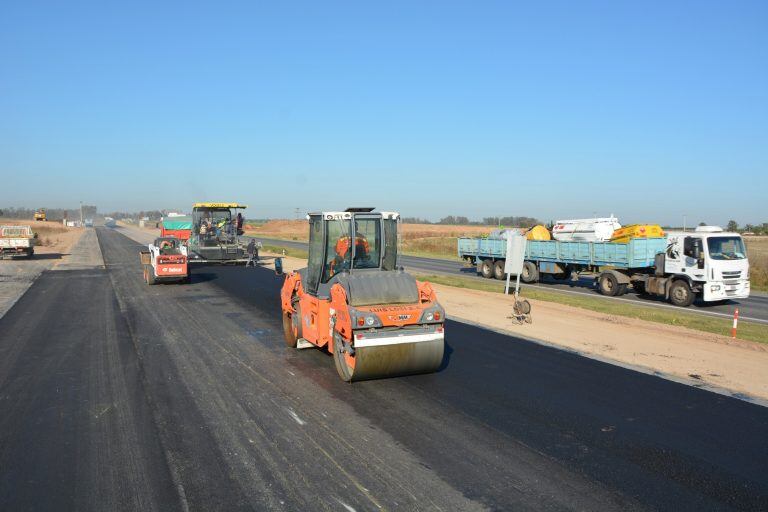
[504,234,527,296]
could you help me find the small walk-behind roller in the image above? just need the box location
[281,208,445,382]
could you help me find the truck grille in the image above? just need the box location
[722,271,741,280]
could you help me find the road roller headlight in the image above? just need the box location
[426,312,434,322]
[365,316,375,326]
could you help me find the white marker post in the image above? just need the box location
[504,233,527,297]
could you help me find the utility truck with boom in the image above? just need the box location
[281,208,445,381]
[458,225,750,307]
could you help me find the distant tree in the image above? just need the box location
[744,224,756,233]
[727,220,738,232]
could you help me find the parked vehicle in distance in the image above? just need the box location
[160,216,192,241]
[139,237,190,284]
[34,209,46,222]
[458,225,750,307]
[0,225,36,259]
[84,218,94,227]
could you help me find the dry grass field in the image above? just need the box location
[246,219,495,259]
[249,221,768,289]
[744,236,768,291]
[0,218,71,247]
[0,218,83,257]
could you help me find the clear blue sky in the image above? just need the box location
[1,1,766,225]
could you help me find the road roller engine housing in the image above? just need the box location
[280,208,445,381]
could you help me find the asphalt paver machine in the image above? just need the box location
[187,202,248,263]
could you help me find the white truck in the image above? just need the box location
[657,226,750,305]
[458,225,750,307]
[0,225,36,259]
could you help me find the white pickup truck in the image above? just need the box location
[0,225,36,259]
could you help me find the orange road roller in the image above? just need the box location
[280,208,445,381]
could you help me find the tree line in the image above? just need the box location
[725,220,768,235]
[0,205,98,220]
[400,215,541,227]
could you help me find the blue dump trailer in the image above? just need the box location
[458,236,675,300]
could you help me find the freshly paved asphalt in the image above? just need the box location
[0,227,766,511]
[254,236,768,324]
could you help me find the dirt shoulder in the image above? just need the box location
[269,251,768,403]
[0,220,94,319]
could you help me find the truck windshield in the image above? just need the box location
[707,236,746,260]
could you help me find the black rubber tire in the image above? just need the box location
[493,260,506,280]
[333,331,354,382]
[598,273,619,296]
[282,312,298,348]
[633,280,646,295]
[616,283,628,296]
[283,302,301,347]
[669,280,694,307]
[480,259,494,279]
[521,261,539,283]
[148,266,157,285]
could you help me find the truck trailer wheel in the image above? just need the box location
[480,259,494,279]
[493,260,506,280]
[521,261,539,283]
[669,280,694,307]
[598,273,620,296]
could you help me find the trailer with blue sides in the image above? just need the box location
[457,227,751,307]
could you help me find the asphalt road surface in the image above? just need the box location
[1,227,767,511]
[254,237,768,325]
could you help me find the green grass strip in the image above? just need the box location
[416,273,768,344]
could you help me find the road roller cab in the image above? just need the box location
[280,208,445,381]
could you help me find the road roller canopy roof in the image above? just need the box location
[307,208,400,221]
[192,202,247,210]
[301,208,401,295]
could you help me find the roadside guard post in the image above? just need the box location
[504,234,527,296]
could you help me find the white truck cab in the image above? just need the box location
[664,226,750,303]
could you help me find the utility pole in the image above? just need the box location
[80,201,84,226]
[294,208,300,221]
[683,214,687,232]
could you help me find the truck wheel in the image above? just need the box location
[480,259,494,279]
[521,261,539,283]
[616,284,628,296]
[493,260,506,280]
[669,280,694,307]
[598,273,620,296]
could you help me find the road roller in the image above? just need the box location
[280,208,445,382]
